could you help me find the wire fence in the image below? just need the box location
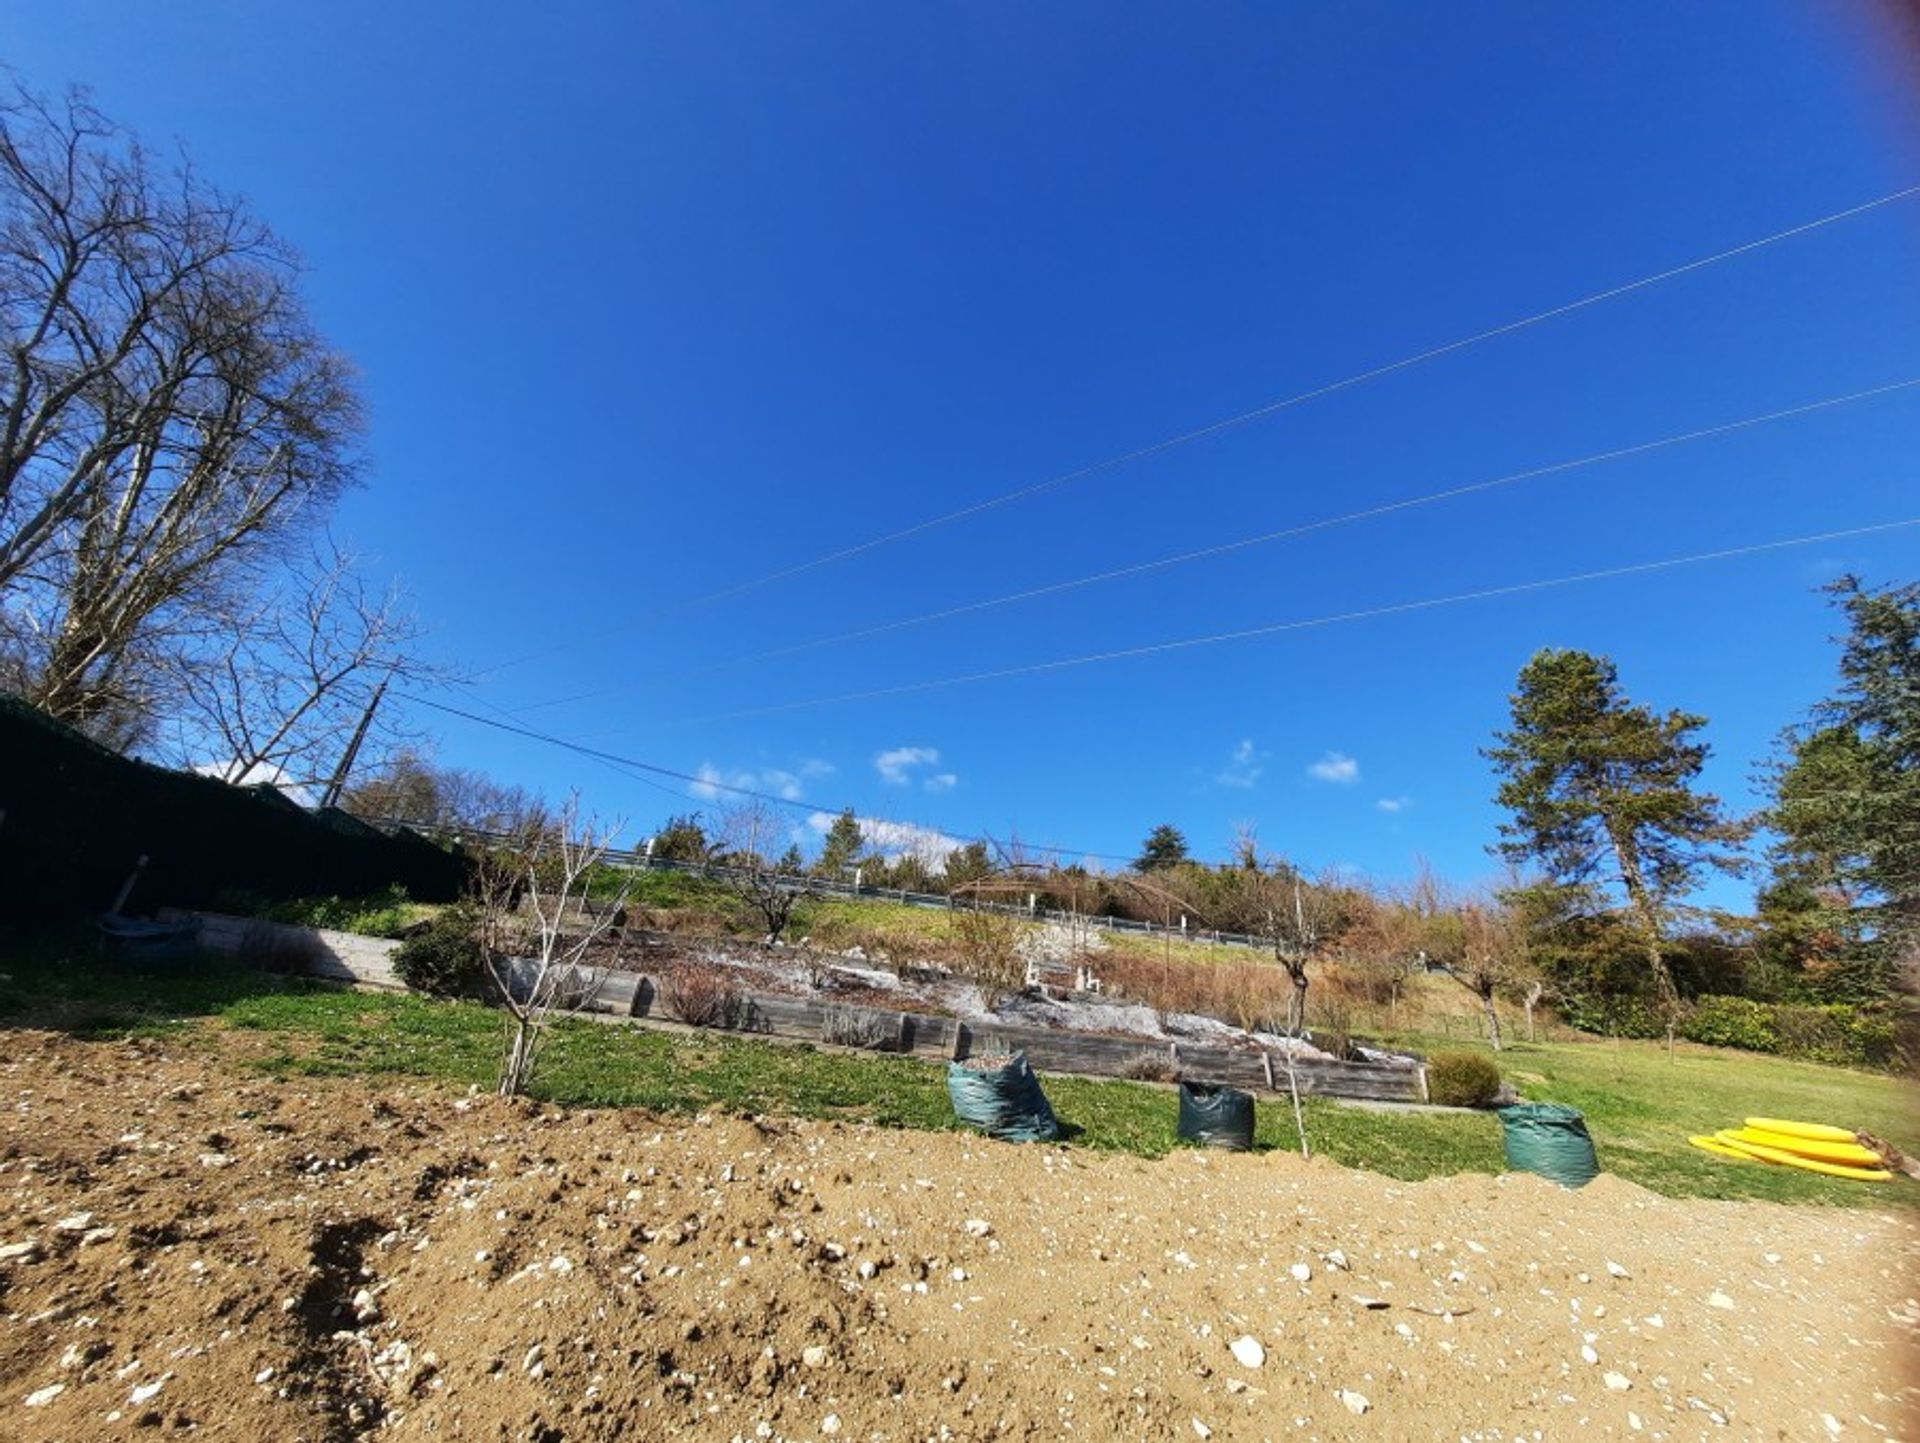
[376,818,1274,953]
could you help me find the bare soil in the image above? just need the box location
[1,1030,1915,1442]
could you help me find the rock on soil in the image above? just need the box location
[0,1029,1915,1441]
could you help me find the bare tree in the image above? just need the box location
[1245,859,1344,1034]
[472,797,630,1097]
[712,800,816,944]
[341,749,550,836]
[1410,871,1538,1052]
[1521,977,1550,1043]
[1444,902,1527,1051]
[158,538,438,793]
[0,79,359,738]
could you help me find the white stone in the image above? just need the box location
[821,1413,843,1436]
[1229,1335,1265,1369]
[1289,1263,1312,1283]
[0,1241,40,1264]
[1603,1371,1633,1392]
[1707,1291,1735,1311]
[1580,1345,1599,1365]
[24,1384,65,1408]
[802,1346,830,1369]
[52,1214,95,1234]
[352,1289,381,1324]
[1324,1249,1350,1270]
[129,1377,168,1405]
[1606,1260,1630,1278]
[963,1219,992,1238]
[1192,1419,1212,1439]
[1337,1388,1371,1415]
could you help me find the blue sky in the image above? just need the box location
[11,3,1919,898]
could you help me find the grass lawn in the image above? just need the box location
[2,938,1912,1208]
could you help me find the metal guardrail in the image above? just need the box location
[375,819,1272,953]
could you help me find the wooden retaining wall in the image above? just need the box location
[170,911,1425,1104]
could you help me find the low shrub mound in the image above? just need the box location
[1426,1050,1502,1107]
[392,908,489,997]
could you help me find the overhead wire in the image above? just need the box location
[667,517,1920,723]
[398,515,1916,866]
[478,182,1920,676]
[397,689,1139,865]
[502,375,1920,714]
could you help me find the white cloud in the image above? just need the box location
[1306,751,1360,785]
[806,810,963,867]
[875,745,941,785]
[691,762,807,803]
[1215,737,1266,789]
[195,759,317,809]
[924,772,958,793]
[1376,796,1410,813]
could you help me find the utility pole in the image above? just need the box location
[319,672,390,810]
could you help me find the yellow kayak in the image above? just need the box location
[1744,1116,1857,1144]
[1726,1127,1884,1169]
[1690,1134,1759,1162]
[1712,1132,1892,1182]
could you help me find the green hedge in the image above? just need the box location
[1682,995,1902,1070]
[1559,985,1904,1070]
[0,694,466,925]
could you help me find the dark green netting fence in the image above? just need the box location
[0,693,466,926]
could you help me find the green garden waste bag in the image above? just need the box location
[1498,1102,1600,1188]
[1176,1081,1255,1151]
[947,1053,1061,1142]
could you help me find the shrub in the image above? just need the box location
[660,963,747,1029]
[1426,1050,1502,1107]
[1118,1051,1178,1082]
[948,910,1027,1009]
[1677,994,1904,1070]
[260,884,418,938]
[1310,995,1357,1061]
[1681,995,1778,1053]
[821,1005,896,1050]
[392,908,488,998]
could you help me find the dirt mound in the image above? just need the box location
[0,1030,1914,1440]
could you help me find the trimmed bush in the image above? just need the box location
[1426,1050,1502,1107]
[392,909,488,998]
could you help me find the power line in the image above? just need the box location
[669,516,1920,723]
[480,182,1920,675]
[505,375,1920,714]
[397,689,1140,865]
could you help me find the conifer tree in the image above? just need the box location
[1484,649,1746,1011]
